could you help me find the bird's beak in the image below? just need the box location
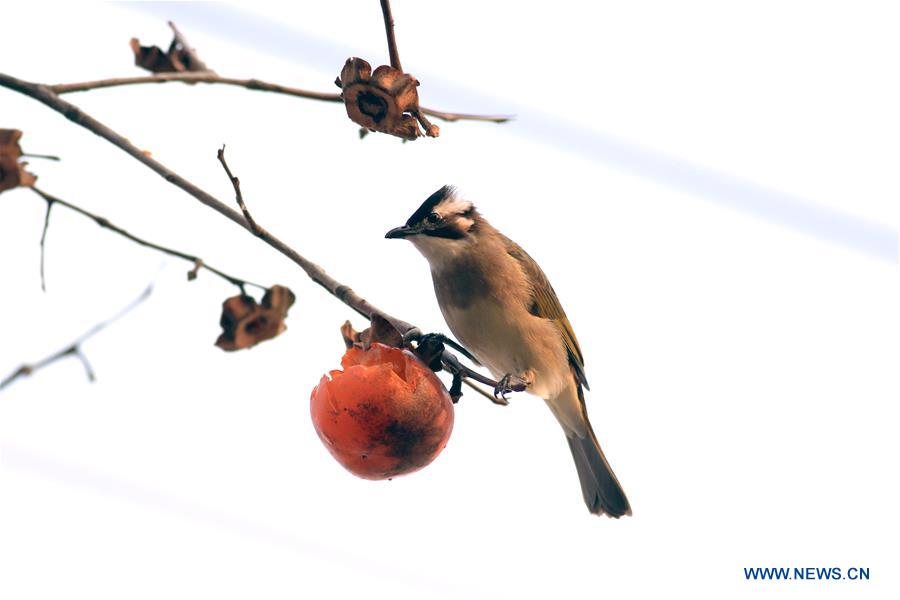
[385,224,418,239]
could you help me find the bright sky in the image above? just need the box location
[1,2,898,599]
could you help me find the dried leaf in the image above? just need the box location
[339,315,405,352]
[336,57,429,141]
[340,320,363,349]
[129,34,207,74]
[215,284,296,351]
[0,129,37,194]
[364,314,404,348]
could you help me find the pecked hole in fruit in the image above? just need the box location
[341,346,420,389]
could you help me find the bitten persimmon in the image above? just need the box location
[310,343,454,480]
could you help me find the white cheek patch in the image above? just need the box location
[435,194,473,218]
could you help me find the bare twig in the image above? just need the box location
[39,199,53,292]
[52,73,340,101]
[216,146,260,235]
[420,107,511,124]
[21,152,61,161]
[73,348,96,382]
[30,186,265,292]
[0,285,152,391]
[1,73,381,315]
[167,21,214,73]
[462,378,505,404]
[0,72,521,400]
[48,73,512,124]
[380,0,403,71]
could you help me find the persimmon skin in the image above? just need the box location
[310,343,454,480]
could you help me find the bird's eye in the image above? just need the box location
[426,212,441,224]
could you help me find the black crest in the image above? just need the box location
[406,185,456,226]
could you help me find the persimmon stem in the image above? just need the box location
[380,0,403,71]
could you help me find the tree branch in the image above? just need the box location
[380,0,403,71]
[21,152,61,161]
[47,73,512,124]
[0,72,523,400]
[216,147,261,236]
[30,186,265,292]
[39,198,53,292]
[51,72,340,101]
[0,285,152,391]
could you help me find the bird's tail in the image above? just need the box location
[561,384,632,517]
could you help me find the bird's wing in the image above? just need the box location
[505,238,589,390]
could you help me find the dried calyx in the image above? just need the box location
[340,317,468,403]
[215,284,296,351]
[0,129,37,194]
[130,22,213,74]
[336,57,439,141]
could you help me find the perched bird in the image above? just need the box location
[386,186,631,517]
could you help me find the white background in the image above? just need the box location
[1,2,898,598]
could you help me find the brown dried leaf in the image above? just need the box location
[340,320,363,349]
[364,314,404,348]
[339,315,405,351]
[0,129,38,194]
[129,35,207,74]
[336,57,430,141]
[215,284,296,351]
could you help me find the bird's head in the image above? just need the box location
[385,185,481,265]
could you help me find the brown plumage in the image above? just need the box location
[386,186,631,517]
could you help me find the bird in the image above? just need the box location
[385,185,631,517]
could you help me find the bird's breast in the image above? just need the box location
[435,293,571,400]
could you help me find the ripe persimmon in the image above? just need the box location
[310,343,454,480]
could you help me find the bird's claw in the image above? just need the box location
[493,373,526,404]
[402,327,423,346]
[407,331,480,365]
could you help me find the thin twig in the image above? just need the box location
[462,378,503,403]
[216,146,260,235]
[30,186,265,292]
[73,348,96,382]
[420,107,511,124]
[52,73,340,101]
[0,72,519,400]
[39,198,53,292]
[48,73,512,124]
[0,285,152,391]
[167,21,214,74]
[21,152,61,161]
[380,0,403,71]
